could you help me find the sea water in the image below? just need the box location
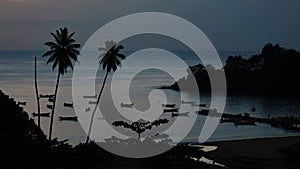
[0,50,299,145]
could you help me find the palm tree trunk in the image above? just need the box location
[86,71,109,144]
[34,57,41,127]
[49,71,61,141]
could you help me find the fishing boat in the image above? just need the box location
[17,101,26,106]
[83,95,97,99]
[191,103,206,107]
[58,116,78,121]
[121,102,134,108]
[64,102,73,108]
[162,103,176,108]
[234,120,256,126]
[39,94,54,98]
[181,100,195,104]
[46,104,53,109]
[163,108,179,113]
[172,112,189,117]
[89,100,97,104]
[32,112,50,117]
[48,97,54,102]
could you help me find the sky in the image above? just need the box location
[0,0,300,51]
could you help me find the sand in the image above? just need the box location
[203,136,300,169]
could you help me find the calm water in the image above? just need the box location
[0,50,299,145]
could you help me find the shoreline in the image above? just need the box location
[200,135,300,169]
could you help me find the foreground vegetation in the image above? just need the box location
[0,90,223,169]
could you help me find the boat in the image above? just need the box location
[83,95,97,99]
[251,106,256,112]
[89,100,97,104]
[234,120,256,126]
[120,102,134,108]
[39,94,54,98]
[48,97,54,102]
[58,116,78,121]
[163,108,179,113]
[196,108,224,117]
[46,104,53,109]
[191,103,206,107]
[64,102,73,108]
[85,107,91,112]
[181,100,195,104]
[32,112,50,117]
[17,101,26,106]
[172,112,189,117]
[162,103,176,108]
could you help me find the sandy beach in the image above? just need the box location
[203,136,300,169]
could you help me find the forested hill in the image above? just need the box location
[165,43,300,97]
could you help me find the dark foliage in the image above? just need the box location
[168,43,300,97]
[112,118,169,138]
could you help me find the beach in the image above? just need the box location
[203,136,300,169]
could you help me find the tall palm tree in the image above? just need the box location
[86,41,125,143]
[42,27,80,141]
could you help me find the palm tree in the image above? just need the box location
[86,41,125,143]
[42,27,80,141]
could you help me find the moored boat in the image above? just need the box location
[64,102,73,107]
[17,101,26,106]
[83,95,97,99]
[192,103,206,107]
[172,112,189,117]
[120,102,134,108]
[48,97,54,102]
[32,112,50,117]
[163,108,179,113]
[89,100,97,104]
[162,103,176,108]
[58,116,78,121]
[181,100,195,104]
[46,104,53,109]
[39,94,54,98]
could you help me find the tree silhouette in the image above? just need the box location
[112,118,169,138]
[86,41,125,143]
[42,27,80,140]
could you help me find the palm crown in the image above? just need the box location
[42,27,80,75]
[98,40,125,72]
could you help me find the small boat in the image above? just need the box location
[162,103,176,108]
[181,100,195,104]
[196,109,210,114]
[39,94,54,98]
[83,95,97,99]
[251,106,256,112]
[163,108,179,113]
[191,103,206,107]
[172,112,189,117]
[32,112,50,117]
[89,100,97,104]
[64,102,73,108]
[120,102,134,108]
[46,104,53,109]
[85,107,91,112]
[234,120,256,126]
[17,101,26,106]
[48,97,54,102]
[58,116,78,121]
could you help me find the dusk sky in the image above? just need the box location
[0,0,300,51]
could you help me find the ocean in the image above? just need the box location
[1,50,300,145]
